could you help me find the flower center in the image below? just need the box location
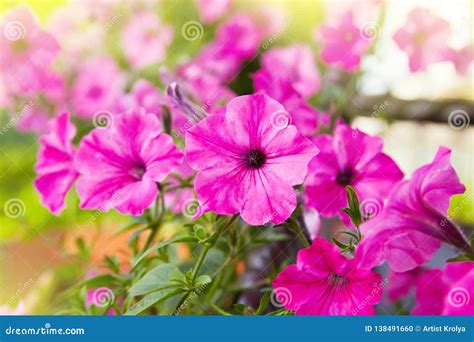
[336,167,355,185]
[87,85,103,99]
[243,149,267,169]
[130,164,146,180]
[327,272,348,287]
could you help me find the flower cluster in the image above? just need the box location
[1,1,472,316]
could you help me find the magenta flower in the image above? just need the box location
[0,5,60,95]
[253,69,325,136]
[121,12,173,68]
[317,11,370,71]
[34,113,78,215]
[118,79,163,116]
[185,94,318,225]
[357,147,471,272]
[194,0,231,24]
[393,8,450,72]
[260,45,320,98]
[412,261,473,315]
[386,268,426,303]
[71,57,124,118]
[75,108,183,216]
[273,237,382,315]
[305,124,403,219]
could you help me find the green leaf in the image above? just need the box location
[332,237,348,250]
[255,291,271,315]
[447,254,474,262]
[103,255,121,274]
[132,235,198,268]
[124,288,183,315]
[129,263,183,296]
[342,185,362,227]
[114,221,145,237]
[198,249,225,276]
[76,274,118,289]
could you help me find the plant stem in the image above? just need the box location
[288,218,310,247]
[141,184,165,252]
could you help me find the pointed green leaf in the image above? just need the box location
[124,288,183,315]
[129,263,183,296]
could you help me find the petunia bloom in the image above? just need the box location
[74,108,183,216]
[305,124,403,220]
[0,5,60,95]
[272,237,382,315]
[317,11,370,71]
[412,261,474,315]
[117,79,163,116]
[34,113,78,215]
[185,94,318,226]
[386,267,426,303]
[121,12,173,68]
[357,147,471,272]
[393,7,450,72]
[259,45,320,99]
[443,45,474,76]
[194,0,231,24]
[71,57,124,118]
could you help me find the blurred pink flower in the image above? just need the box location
[386,267,426,303]
[34,113,78,215]
[357,147,470,272]
[273,237,382,315]
[0,301,26,315]
[412,261,474,315]
[121,12,173,68]
[185,94,318,225]
[260,45,320,98]
[0,5,60,95]
[194,0,231,23]
[317,11,370,71]
[393,8,450,72]
[75,108,183,216]
[253,69,325,136]
[71,57,125,118]
[443,45,474,75]
[118,79,163,116]
[305,124,403,219]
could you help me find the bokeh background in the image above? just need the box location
[0,0,473,314]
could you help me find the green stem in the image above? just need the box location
[288,219,310,247]
[141,184,165,252]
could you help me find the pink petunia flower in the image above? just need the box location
[0,5,60,95]
[117,79,163,116]
[253,69,325,136]
[194,0,231,24]
[121,12,173,68]
[386,267,426,303]
[34,113,78,215]
[185,94,318,226]
[74,108,183,216]
[272,237,383,315]
[317,11,370,72]
[443,45,474,76]
[305,124,403,220]
[393,8,451,72]
[71,57,125,118]
[357,147,471,272]
[412,261,474,315]
[259,45,320,98]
